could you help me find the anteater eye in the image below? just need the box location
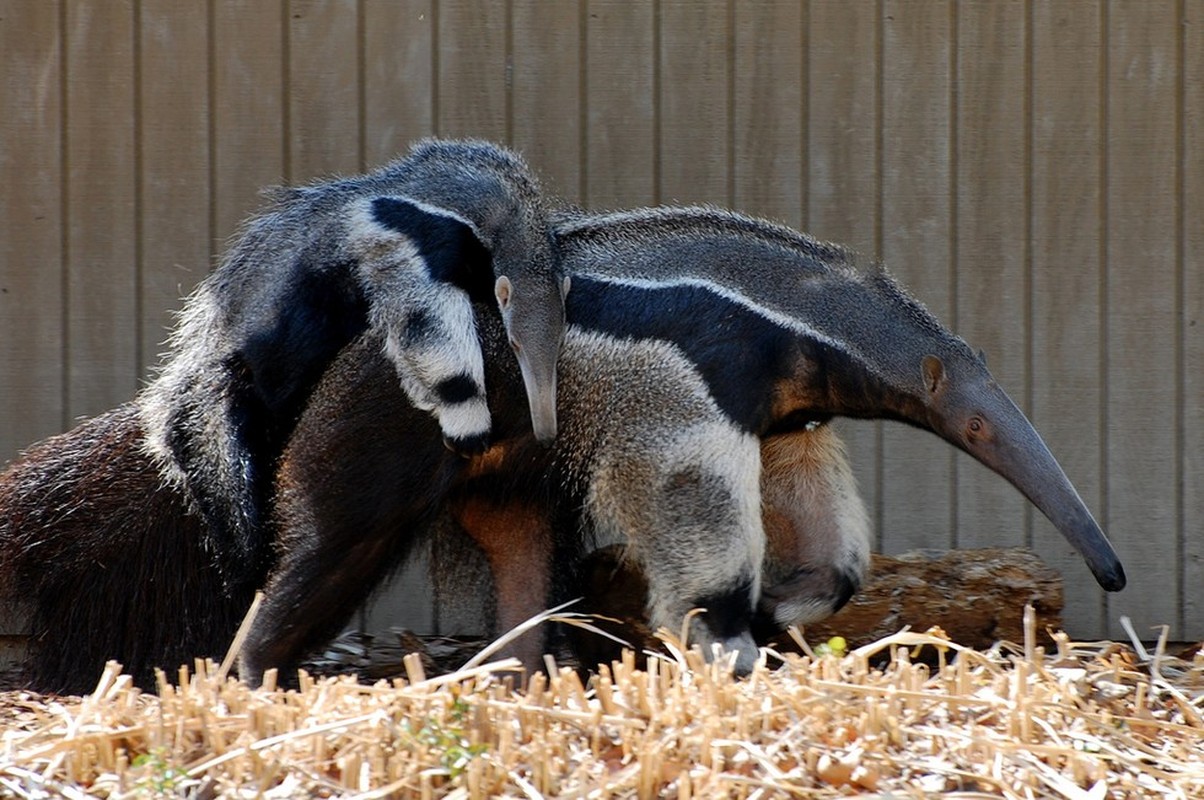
[968,417,983,434]
[509,338,521,352]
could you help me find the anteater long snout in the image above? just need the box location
[957,390,1126,592]
[516,349,558,444]
[991,422,1125,591]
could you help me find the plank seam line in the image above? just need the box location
[1098,0,1110,631]
[948,0,959,550]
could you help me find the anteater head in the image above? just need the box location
[911,348,1125,592]
[494,265,570,445]
[398,138,569,445]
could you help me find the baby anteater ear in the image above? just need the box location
[921,354,946,396]
[495,274,513,311]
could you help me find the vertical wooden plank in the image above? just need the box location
[289,0,360,181]
[583,0,655,208]
[953,1,1028,549]
[512,0,583,203]
[65,0,138,420]
[807,1,879,258]
[363,0,434,168]
[879,0,954,554]
[659,0,730,205]
[1104,3,1179,639]
[139,0,211,373]
[1183,0,1203,640]
[213,0,285,252]
[0,3,64,461]
[437,0,508,141]
[732,1,803,228]
[1030,0,1105,636]
[807,1,881,546]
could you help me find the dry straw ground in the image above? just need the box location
[0,608,1201,799]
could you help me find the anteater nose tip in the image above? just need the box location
[532,421,557,445]
[532,412,558,443]
[1098,562,1127,592]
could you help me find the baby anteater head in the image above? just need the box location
[388,138,570,444]
[494,268,570,444]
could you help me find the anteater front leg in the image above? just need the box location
[351,199,495,457]
[238,408,456,687]
[588,424,765,676]
[377,285,494,457]
[238,519,407,687]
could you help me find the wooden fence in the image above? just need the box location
[0,0,1200,641]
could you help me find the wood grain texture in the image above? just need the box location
[436,0,507,141]
[512,0,582,203]
[583,0,655,208]
[0,3,65,462]
[288,0,360,180]
[1102,2,1180,640]
[953,0,1029,550]
[0,1,1197,639]
[138,0,211,374]
[212,0,285,250]
[879,0,955,555]
[64,0,138,420]
[732,0,803,228]
[659,0,730,206]
[1029,0,1106,636]
[1183,0,1203,640]
[362,0,435,168]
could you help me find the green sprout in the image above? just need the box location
[131,747,186,797]
[406,696,488,779]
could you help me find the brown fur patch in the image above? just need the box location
[451,496,554,673]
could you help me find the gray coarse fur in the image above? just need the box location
[755,424,870,630]
[246,205,957,679]
[549,204,1122,589]
[137,138,566,585]
[430,420,871,655]
[553,204,962,418]
[247,323,772,680]
[0,197,1118,690]
[422,204,1121,672]
[188,201,1121,680]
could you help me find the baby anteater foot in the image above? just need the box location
[434,382,492,457]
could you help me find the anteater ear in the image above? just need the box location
[921,355,946,395]
[494,275,513,309]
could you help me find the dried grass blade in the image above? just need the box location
[216,590,264,683]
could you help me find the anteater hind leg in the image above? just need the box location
[567,424,871,664]
[754,423,871,636]
[0,404,246,694]
[237,334,460,686]
[450,495,555,676]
